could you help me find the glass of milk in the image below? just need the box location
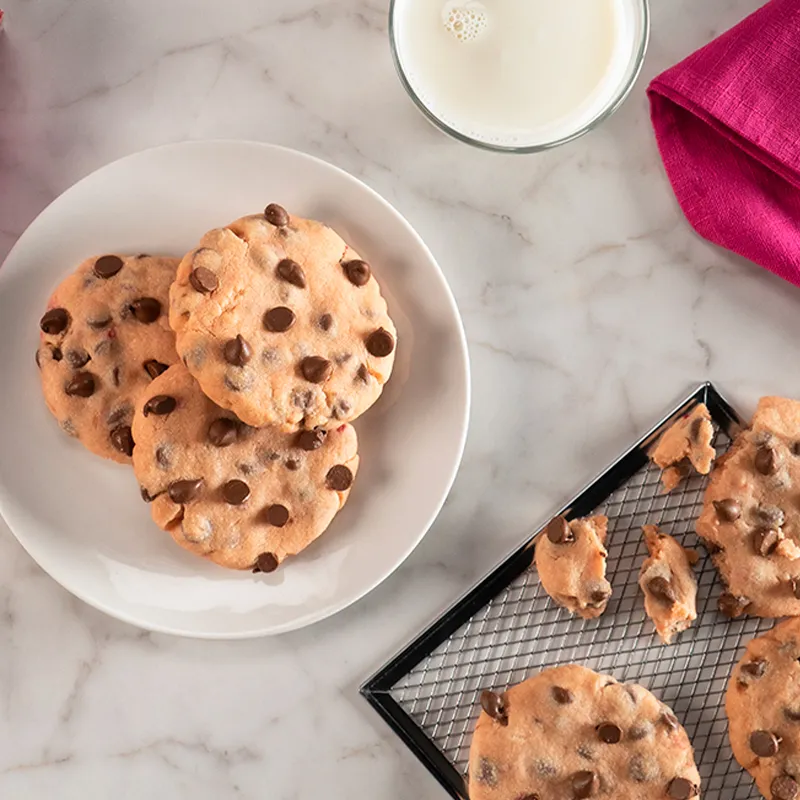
[390,0,650,152]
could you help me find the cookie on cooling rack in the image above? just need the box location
[727,618,800,800]
[639,525,699,644]
[37,253,179,463]
[650,403,715,493]
[469,664,701,799]
[131,364,359,572]
[168,204,396,430]
[535,515,612,619]
[696,396,800,618]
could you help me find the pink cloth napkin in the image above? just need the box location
[648,0,800,287]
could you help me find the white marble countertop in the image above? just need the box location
[0,0,790,797]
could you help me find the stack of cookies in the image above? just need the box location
[36,204,397,574]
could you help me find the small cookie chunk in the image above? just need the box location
[469,664,701,800]
[696,397,800,618]
[535,515,612,619]
[168,206,397,430]
[650,404,715,492]
[727,618,800,800]
[131,364,359,571]
[639,525,699,644]
[37,254,179,463]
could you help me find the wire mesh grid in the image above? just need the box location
[389,427,774,799]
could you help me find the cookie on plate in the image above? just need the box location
[469,664,701,799]
[535,515,612,619]
[37,253,179,463]
[639,525,698,644]
[696,397,800,618]
[131,364,359,571]
[650,404,715,492]
[168,204,397,430]
[726,618,800,800]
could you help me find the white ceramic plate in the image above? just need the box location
[0,141,470,638]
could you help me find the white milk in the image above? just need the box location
[392,0,642,148]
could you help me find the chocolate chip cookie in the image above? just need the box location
[696,397,800,618]
[131,364,359,571]
[168,205,397,430]
[639,525,699,644]
[469,664,701,799]
[650,404,715,492]
[37,254,179,463]
[726,618,800,800]
[535,515,612,619]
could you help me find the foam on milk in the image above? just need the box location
[393,0,642,148]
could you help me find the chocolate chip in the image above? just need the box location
[476,758,498,787]
[301,356,333,384]
[143,395,177,417]
[628,724,649,741]
[222,479,250,505]
[647,576,677,605]
[292,389,314,409]
[755,504,785,526]
[87,313,112,330]
[750,729,781,757]
[366,327,395,357]
[319,313,333,331]
[40,308,70,335]
[263,307,296,332]
[326,465,353,491]
[571,770,597,798]
[94,255,124,279]
[112,366,121,387]
[264,203,289,227]
[208,418,239,447]
[546,516,574,544]
[285,459,300,471]
[552,686,574,704]
[713,498,741,522]
[276,258,305,288]
[189,266,218,294]
[772,776,800,800]
[253,552,280,573]
[65,371,96,398]
[719,592,750,618]
[689,416,704,441]
[753,527,780,557]
[742,659,767,678]
[223,334,252,367]
[297,429,327,451]
[65,348,90,369]
[343,259,371,286]
[168,479,203,504]
[755,445,779,475]
[660,711,679,732]
[155,445,172,469]
[479,690,508,725]
[588,587,610,606]
[130,297,161,323]
[144,360,170,379]
[667,777,698,799]
[596,722,621,743]
[784,708,800,722]
[109,425,134,456]
[140,486,156,502]
[355,363,369,383]
[264,504,289,527]
[628,754,654,783]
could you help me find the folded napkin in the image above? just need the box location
[648,0,800,287]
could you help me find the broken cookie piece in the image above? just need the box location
[650,403,715,493]
[639,525,699,644]
[535,515,612,619]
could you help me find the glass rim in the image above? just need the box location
[388,0,652,154]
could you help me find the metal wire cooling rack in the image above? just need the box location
[362,383,774,800]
